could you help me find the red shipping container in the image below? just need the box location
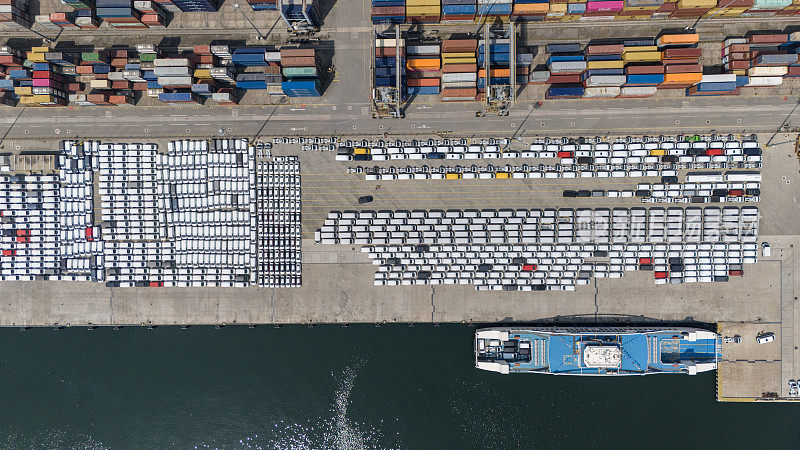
[748,33,787,44]
[626,64,664,74]
[193,45,211,54]
[111,80,131,90]
[786,66,800,77]
[548,74,582,83]
[662,48,702,59]
[664,64,702,74]
[587,44,624,55]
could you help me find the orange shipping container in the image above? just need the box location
[406,58,441,70]
[478,68,511,77]
[406,78,440,87]
[662,72,703,84]
[657,33,700,46]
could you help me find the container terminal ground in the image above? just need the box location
[1,0,799,402]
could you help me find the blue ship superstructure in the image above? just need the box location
[475,327,720,375]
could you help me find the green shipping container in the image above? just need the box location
[282,66,318,77]
[140,53,157,62]
[82,52,101,62]
[751,0,790,8]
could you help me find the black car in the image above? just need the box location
[357,195,374,204]
[576,190,591,197]
[562,190,578,198]
[661,176,678,184]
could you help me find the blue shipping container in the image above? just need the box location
[625,74,664,85]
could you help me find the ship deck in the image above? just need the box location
[505,330,719,375]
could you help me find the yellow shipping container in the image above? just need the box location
[549,3,567,12]
[14,86,32,96]
[587,60,624,70]
[623,51,661,62]
[26,52,46,62]
[442,52,476,58]
[623,4,659,10]
[560,14,581,20]
[31,46,50,53]
[624,45,658,52]
[32,94,55,102]
[442,57,477,64]
[676,0,715,8]
[194,69,212,79]
[406,5,440,13]
[514,3,549,12]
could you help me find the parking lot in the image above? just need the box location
[1,131,799,400]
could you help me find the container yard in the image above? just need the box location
[1,0,799,405]
[0,42,329,107]
[371,0,800,23]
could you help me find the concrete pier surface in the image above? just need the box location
[1,131,799,401]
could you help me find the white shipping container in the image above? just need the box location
[153,58,192,67]
[747,66,787,77]
[746,76,783,87]
[153,66,192,76]
[584,86,621,98]
[136,44,158,53]
[584,75,626,87]
[620,85,657,97]
[89,79,110,89]
[442,72,477,83]
[375,38,405,48]
[265,51,281,62]
[549,61,586,73]
[157,76,194,85]
[700,74,737,83]
[407,45,440,55]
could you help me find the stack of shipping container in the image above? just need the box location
[280,0,320,26]
[372,0,800,23]
[372,0,405,23]
[441,38,477,101]
[406,41,441,96]
[280,47,322,97]
[0,0,30,30]
[478,37,511,94]
[406,0,440,22]
[246,0,276,11]
[477,0,512,20]
[657,33,702,90]
[374,37,405,96]
[545,43,586,99]
[0,43,327,108]
[441,0,476,22]
[96,0,147,28]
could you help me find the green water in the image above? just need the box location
[0,325,797,448]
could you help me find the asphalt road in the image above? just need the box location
[1,94,797,143]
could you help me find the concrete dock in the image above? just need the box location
[1,131,798,401]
